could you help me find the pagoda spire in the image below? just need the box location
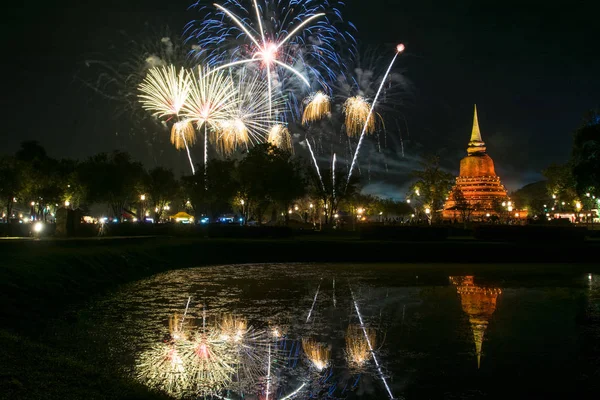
[467,104,486,154]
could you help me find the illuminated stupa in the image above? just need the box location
[443,106,511,219]
[449,276,502,368]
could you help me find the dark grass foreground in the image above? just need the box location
[0,234,599,399]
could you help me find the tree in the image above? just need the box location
[408,155,454,222]
[79,151,145,221]
[145,167,180,221]
[571,109,600,199]
[0,156,23,222]
[542,163,577,211]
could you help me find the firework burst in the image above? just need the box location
[302,337,330,371]
[138,65,192,118]
[343,96,376,137]
[267,125,294,154]
[345,324,376,368]
[186,0,356,118]
[302,91,331,124]
[215,71,281,156]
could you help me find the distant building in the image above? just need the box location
[443,105,527,221]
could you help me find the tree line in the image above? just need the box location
[0,141,412,225]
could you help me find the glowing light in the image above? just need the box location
[64,200,70,207]
[396,43,405,53]
[302,91,331,124]
[302,337,330,371]
[33,222,43,233]
[343,96,376,137]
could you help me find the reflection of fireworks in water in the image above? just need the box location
[346,324,376,368]
[179,331,237,397]
[267,125,294,154]
[137,343,191,397]
[343,96,376,137]
[302,91,331,124]
[219,314,275,388]
[349,285,395,399]
[302,338,330,371]
[169,312,192,342]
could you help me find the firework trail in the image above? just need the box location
[349,285,395,399]
[332,278,336,308]
[305,136,325,192]
[332,153,337,202]
[306,279,322,323]
[347,44,405,189]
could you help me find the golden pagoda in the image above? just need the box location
[443,105,516,220]
[449,275,502,369]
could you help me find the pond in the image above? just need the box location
[69,263,599,399]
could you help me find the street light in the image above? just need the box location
[64,200,70,207]
[140,194,146,201]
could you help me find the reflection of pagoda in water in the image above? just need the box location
[449,276,502,368]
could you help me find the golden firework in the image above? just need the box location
[302,337,330,371]
[170,120,196,150]
[345,324,376,368]
[343,95,376,137]
[216,119,250,156]
[302,91,331,124]
[138,65,192,118]
[219,314,248,342]
[267,124,294,154]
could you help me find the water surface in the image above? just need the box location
[70,264,599,399]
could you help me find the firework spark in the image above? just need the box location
[347,44,405,188]
[302,91,331,124]
[343,96,376,137]
[346,324,376,368]
[302,338,330,371]
[267,125,294,153]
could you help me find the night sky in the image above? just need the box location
[4,0,599,197]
